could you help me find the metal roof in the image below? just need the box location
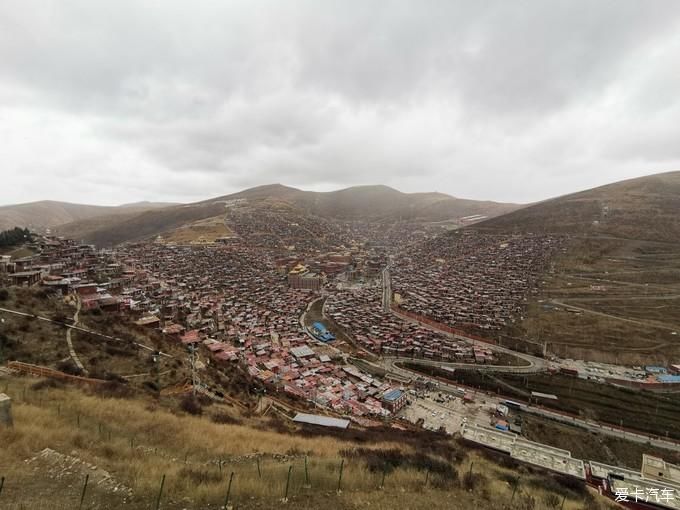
[293,413,350,429]
[382,389,404,401]
[657,375,680,383]
[645,365,667,373]
[290,345,315,358]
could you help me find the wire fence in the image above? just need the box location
[1,451,445,510]
[0,379,463,510]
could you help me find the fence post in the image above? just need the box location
[223,472,234,509]
[337,459,344,493]
[78,474,89,510]
[256,457,261,479]
[0,476,5,497]
[304,456,310,488]
[155,474,166,510]
[380,466,386,489]
[425,468,430,487]
[283,465,293,502]
[77,413,80,428]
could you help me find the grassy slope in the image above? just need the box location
[474,171,680,242]
[0,378,613,510]
[55,202,226,246]
[470,171,680,363]
[508,236,680,364]
[0,246,36,258]
[0,201,175,232]
[0,287,254,400]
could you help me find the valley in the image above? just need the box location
[2,173,680,509]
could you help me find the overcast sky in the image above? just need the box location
[1,1,680,206]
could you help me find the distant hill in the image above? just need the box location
[118,201,178,209]
[55,184,521,246]
[0,200,177,232]
[221,183,518,222]
[474,171,680,242]
[55,202,226,247]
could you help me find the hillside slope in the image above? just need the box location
[474,171,680,242]
[56,202,226,247]
[472,171,680,364]
[55,184,520,247]
[0,287,611,510]
[0,200,177,232]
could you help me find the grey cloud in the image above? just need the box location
[1,0,680,205]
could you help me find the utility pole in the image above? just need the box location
[152,351,161,391]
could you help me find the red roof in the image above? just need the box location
[180,330,200,344]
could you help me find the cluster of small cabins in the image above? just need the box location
[391,231,564,331]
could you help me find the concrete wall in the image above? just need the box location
[642,454,680,486]
[461,424,586,479]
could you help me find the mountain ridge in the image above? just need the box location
[0,199,178,232]
[50,184,520,246]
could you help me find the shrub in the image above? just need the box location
[543,493,561,509]
[51,312,69,323]
[526,473,588,500]
[56,359,82,376]
[92,380,134,399]
[514,494,536,510]
[340,447,454,476]
[31,379,64,391]
[462,470,486,491]
[0,332,15,350]
[178,466,223,485]
[143,381,159,393]
[211,412,241,425]
[180,395,203,415]
[429,470,459,489]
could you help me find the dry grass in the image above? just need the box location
[0,376,614,509]
[160,216,233,244]
[510,237,680,364]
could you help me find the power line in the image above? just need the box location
[0,306,174,359]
